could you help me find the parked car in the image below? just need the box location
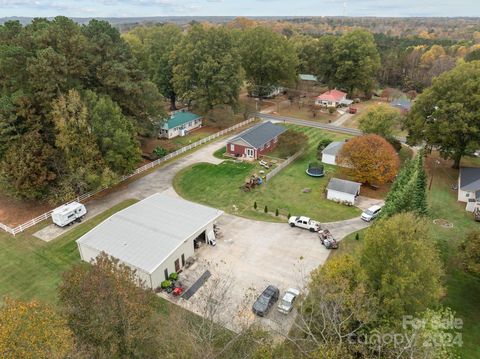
[277,288,300,314]
[252,285,280,317]
[288,216,321,232]
[348,107,358,114]
[361,205,383,222]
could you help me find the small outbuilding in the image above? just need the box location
[326,178,361,205]
[321,141,345,166]
[160,110,202,139]
[76,192,223,289]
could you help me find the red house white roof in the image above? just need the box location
[316,89,347,102]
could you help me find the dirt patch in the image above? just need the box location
[0,193,53,227]
[433,219,454,228]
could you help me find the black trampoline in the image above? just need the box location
[306,162,325,177]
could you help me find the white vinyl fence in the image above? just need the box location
[265,151,302,182]
[0,117,256,236]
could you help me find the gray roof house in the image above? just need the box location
[227,121,287,159]
[326,178,361,205]
[321,141,346,166]
[458,167,480,211]
[76,192,223,288]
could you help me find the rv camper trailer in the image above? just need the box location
[51,202,87,227]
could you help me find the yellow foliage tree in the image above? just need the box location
[0,298,73,359]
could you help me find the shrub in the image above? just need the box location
[153,146,168,159]
[254,201,257,210]
[275,208,279,216]
[264,205,268,213]
[276,130,308,158]
[386,136,402,152]
[328,107,336,114]
[288,212,291,218]
[355,233,360,241]
[161,280,172,289]
[169,272,178,281]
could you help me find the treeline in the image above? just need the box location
[0,17,164,202]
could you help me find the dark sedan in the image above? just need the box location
[252,285,279,317]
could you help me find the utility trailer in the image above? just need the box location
[51,202,87,227]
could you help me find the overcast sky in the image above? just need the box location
[1,0,479,18]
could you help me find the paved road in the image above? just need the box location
[258,112,407,143]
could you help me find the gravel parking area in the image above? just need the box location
[163,213,368,334]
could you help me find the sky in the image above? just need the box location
[1,0,479,18]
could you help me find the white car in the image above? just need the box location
[361,205,383,222]
[277,288,300,314]
[288,216,321,232]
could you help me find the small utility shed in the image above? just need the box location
[321,141,345,166]
[326,178,361,205]
[76,193,223,289]
[160,110,202,139]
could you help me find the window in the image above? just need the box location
[164,268,168,281]
[466,193,470,198]
[181,254,185,267]
[230,144,235,151]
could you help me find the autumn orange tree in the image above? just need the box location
[337,134,400,185]
[0,298,73,359]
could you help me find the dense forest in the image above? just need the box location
[0,16,478,203]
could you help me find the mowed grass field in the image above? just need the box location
[0,199,138,304]
[174,125,362,223]
[327,153,480,359]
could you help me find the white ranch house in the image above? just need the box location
[458,167,480,212]
[160,110,202,139]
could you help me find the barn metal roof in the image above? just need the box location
[76,193,223,274]
[229,121,286,149]
[327,178,361,195]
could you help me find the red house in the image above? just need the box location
[226,121,287,160]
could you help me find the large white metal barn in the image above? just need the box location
[76,192,223,289]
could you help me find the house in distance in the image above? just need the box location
[458,167,480,212]
[315,89,352,107]
[160,109,202,139]
[226,121,286,160]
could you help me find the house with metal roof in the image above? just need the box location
[390,97,412,112]
[299,74,318,82]
[76,192,223,289]
[458,167,480,212]
[315,89,350,107]
[160,110,202,139]
[226,121,287,160]
[326,178,361,205]
[321,141,346,166]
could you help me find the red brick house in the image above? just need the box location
[226,121,287,160]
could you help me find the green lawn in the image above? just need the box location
[326,153,480,358]
[174,125,361,222]
[0,199,138,304]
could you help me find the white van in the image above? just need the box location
[52,202,87,227]
[361,205,383,222]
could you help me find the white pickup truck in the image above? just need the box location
[288,216,321,232]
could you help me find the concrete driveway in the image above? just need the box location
[34,137,228,241]
[162,213,369,334]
